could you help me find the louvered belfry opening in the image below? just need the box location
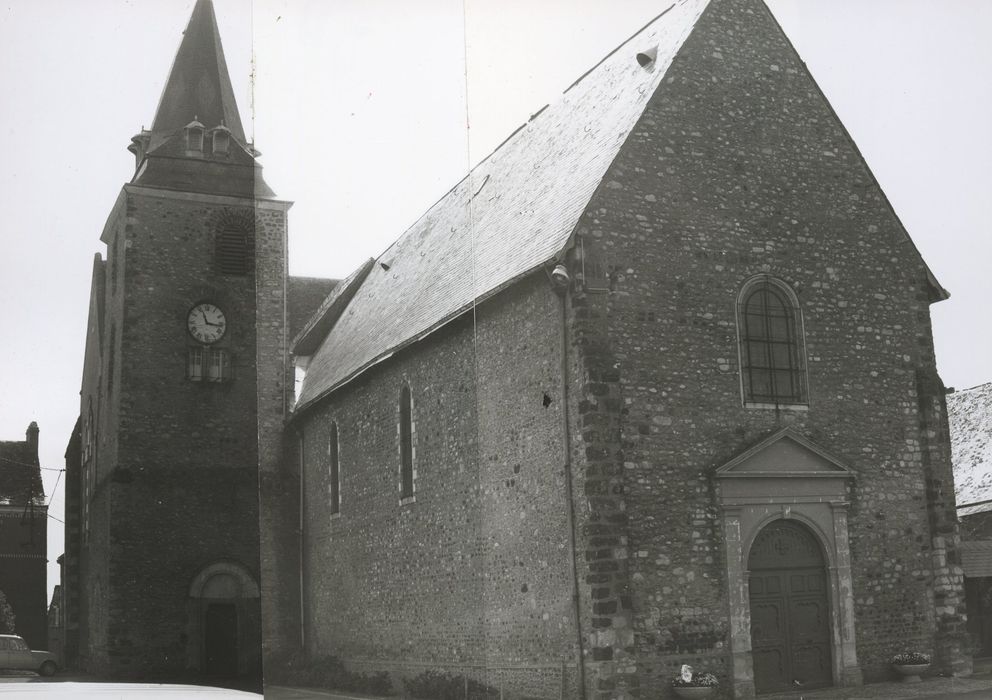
[215,224,255,276]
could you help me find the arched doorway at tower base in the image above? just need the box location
[187,560,262,679]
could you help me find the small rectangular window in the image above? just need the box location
[207,348,229,382]
[188,348,231,382]
[188,347,204,381]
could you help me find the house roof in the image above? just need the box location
[287,276,341,340]
[0,426,44,507]
[295,0,712,411]
[959,539,992,577]
[293,260,375,358]
[949,381,992,507]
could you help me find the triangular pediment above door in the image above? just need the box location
[716,428,854,478]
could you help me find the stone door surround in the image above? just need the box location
[715,428,862,699]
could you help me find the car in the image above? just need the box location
[0,635,57,676]
[0,683,261,698]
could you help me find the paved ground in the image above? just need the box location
[7,674,990,699]
[265,674,992,700]
[758,674,992,700]
[265,688,378,700]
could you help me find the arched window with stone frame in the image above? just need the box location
[736,276,808,407]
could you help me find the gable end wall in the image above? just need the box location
[565,0,965,695]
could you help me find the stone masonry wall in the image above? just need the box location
[253,203,298,663]
[93,189,262,677]
[78,193,125,673]
[300,313,485,672]
[475,275,579,697]
[299,275,578,697]
[563,0,966,695]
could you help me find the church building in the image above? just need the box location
[288,0,969,698]
[63,0,970,697]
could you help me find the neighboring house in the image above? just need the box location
[287,0,968,697]
[60,419,80,670]
[47,582,63,667]
[0,422,48,651]
[62,0,971,697]
[949,382,992,657]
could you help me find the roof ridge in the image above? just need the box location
[297,0,713,408]
[372,5,690,267]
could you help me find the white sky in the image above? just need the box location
[1,0,989,603]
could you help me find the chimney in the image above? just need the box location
[26,421,39,460]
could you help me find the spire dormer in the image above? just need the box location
[149,0,245,150]
[129,0,274,198]
[184,118,206,154]
[208,123,232,157]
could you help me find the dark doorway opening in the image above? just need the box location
[203,602,238,676]
[749,520,833,694]
[965,576,992,657]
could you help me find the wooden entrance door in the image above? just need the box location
[749,520,832,694]
[204,602,238,676]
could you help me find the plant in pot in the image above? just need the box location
[891,652,931,683]
[671,664,719,699]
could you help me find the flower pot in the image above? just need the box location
[672,687,716,699]
[893,663,930,683]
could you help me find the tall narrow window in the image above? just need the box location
[107,324,116,396]
[738,277,807,406]
[329,422,340,515]
[399,386,414,499]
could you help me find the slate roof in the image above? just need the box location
[959,539,992,577]
[287,276,340,340]
[0,426,44,507]
[296,0,711,410]
[949,381,992,507]
[293,260,375,357]
[131,0,274,198]
[149,0,245,150]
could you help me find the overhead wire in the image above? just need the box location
[47,470,63,507]
[0,455,66,473]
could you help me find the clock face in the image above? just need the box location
[187,303,227,344]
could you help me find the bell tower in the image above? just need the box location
[76,0,288,684]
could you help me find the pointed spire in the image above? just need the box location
[149,0,246,146]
